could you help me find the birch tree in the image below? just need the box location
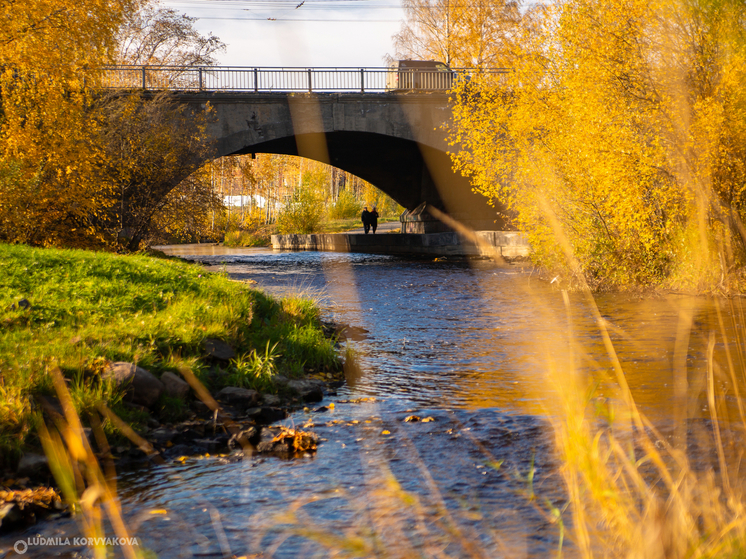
[451,0,746,290]
[391,0,523,67]
[116,1,225,66]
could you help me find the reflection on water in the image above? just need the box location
[160,246,746,424]
[3,245,744,558]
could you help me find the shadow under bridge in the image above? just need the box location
[177,90,506,231]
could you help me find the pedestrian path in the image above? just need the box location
[344,220,401,235]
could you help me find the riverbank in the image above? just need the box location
[0,243,343,530]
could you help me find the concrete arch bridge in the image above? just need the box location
[104,66,511,232]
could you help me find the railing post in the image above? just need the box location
[308,68,312,93]
[360,68,364,93]
[198,67,203,90]
[141,66,147,89]
[254,68,259,92]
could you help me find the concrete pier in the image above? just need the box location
[271,231,530,258]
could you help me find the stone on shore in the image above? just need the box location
[149,427,179,446]
[103,362,164,409]
[287,379,325,402]
[160,371,191,399]
[261,394,282,407]
[16,453,49,478]
[203,338,236,361]
[0,487,64,532]
[193,437,229,453]
[215,386,261,408]
[244,407,287,424]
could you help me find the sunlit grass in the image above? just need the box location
[39,367,144,559]
[226,341,280,392]
[0,243,340,465]
[512,197,746,559]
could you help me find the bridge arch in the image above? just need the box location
[177,91,505,228]
[223,131,450,212]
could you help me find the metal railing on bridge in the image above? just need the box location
[100,66,510,93]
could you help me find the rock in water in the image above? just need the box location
[228,426,261,450]
[262,394,282,407]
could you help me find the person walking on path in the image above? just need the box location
[361,206,371,234]
[370,206,379,234]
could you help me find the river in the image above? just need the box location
[2,246,744,558]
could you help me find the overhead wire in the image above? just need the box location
[162,0,406,22]
[165,0,497,7]
[163,0,402,8]
[193,17,401,20]
[162,0,512,21]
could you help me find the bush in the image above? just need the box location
[276,184,324,234]
[223,208,275,246]
[223,227,273,247]
[328,189,362,220]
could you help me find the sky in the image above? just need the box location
[161,0,406,68]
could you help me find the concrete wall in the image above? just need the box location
[271,231,530,258]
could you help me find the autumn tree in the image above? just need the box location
[93,0,227,248]
[0,0,136,246]
[275,164,326,234]
[96,91,215,249]
[391,0,523,67]
[328,189,362,220]
[116,1,225,66]
[451,0,746,290]
[148,166,223,243]
[0,0,224,248]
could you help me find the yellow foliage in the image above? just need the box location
[0,0,137,247]
[0,0,221,249]
[97,91,216,248]
[393,0,524,68]
[451,0,746,291]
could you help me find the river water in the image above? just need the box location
[3,246,745,558]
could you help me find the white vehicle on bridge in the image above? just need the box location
[386,60,454,91]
